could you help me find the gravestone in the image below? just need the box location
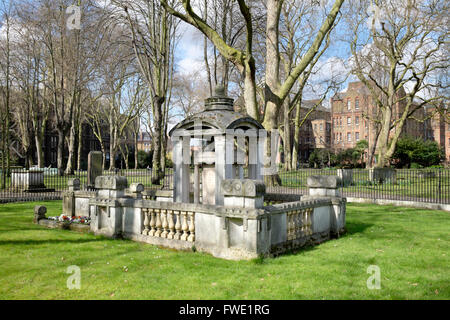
[369,168,397,184]
[337,169,353,187]
[87,151,103,189]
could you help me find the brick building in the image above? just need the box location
[330,81,431,164]
[287,100,332,163]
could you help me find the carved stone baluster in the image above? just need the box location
[187,212,195,242]
[294,210,300,240]
[149,209,156,236]
[174,211,182,240]
[287,212,293,240]
[161,210,168,238]
[298,209,304,238]
[143,209,150,235]
[308,208,313,235]
[167,210,175,239]
[180,211,189,241]
[300,209,306,236]
[155,209,162,237]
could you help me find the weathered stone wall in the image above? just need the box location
[55,174,346,260]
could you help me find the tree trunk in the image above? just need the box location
[65,121,76,175]
[76,120,83,171]
[283,98,292,170]
[35,134,44,168]
[57,127,65,176]
[151,97,164,185]
[134,132,138,170]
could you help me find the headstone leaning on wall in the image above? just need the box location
[87,151,103,189]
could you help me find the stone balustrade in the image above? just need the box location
[57,174,346,260]
[286,208,313,241]
[142,208,195,242]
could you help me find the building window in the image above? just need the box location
[355,116,359,126]
[355,132,360,141]
[347,117,352,125]
[347,132,352,142]
[314,124,317,130]
[355,98,359,110]
[320,123,323,131]
[347,99,351,111]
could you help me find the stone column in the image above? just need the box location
[248,130,261,180]
[215,135,233,205]
[173,135,191,203]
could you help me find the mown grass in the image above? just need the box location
[0,201,448,300]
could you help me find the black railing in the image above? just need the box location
[0,167,449,205]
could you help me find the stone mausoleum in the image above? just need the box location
[58,88,347,260]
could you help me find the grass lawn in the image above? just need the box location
[0,201,448,300]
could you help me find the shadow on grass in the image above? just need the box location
[345,222,373,235]
[0,238,104,246]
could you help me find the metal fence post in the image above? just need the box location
[438,167,442,204]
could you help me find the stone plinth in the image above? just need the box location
[304,175,346,236]
[12,170,45,190]
[95,175,128,198]
[307,175,341,197]
[222,179,265,209]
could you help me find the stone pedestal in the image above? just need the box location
[90,176,129,238]
[63,179,81,217]
[307,175,341,197]
[11,170,49,191]
[303,175,346,236]
[222,179,266,209]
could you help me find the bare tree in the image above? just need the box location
[0,0,14,187]
[110,0,179,184]
[348,0,449,168]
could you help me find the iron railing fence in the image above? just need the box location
[0,167,449,205]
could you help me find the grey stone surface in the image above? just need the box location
[34,205,47,222]
[129,183,144,199]
[95,175,128,191]
[60,172,347,260]
[68,178,80,191]
[12,170,46,190]
[87,151,103,187]
[307,175,341,188]
[312,206,331,233]
[62,191,75,217]
[221,179,266,197]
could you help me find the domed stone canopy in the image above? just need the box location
[169,86,263,136]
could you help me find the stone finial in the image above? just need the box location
[34,205,47,223]
[95,175,128,190]
[204,85,234,111]
[68,178,81,191]
[214,85,226,97]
